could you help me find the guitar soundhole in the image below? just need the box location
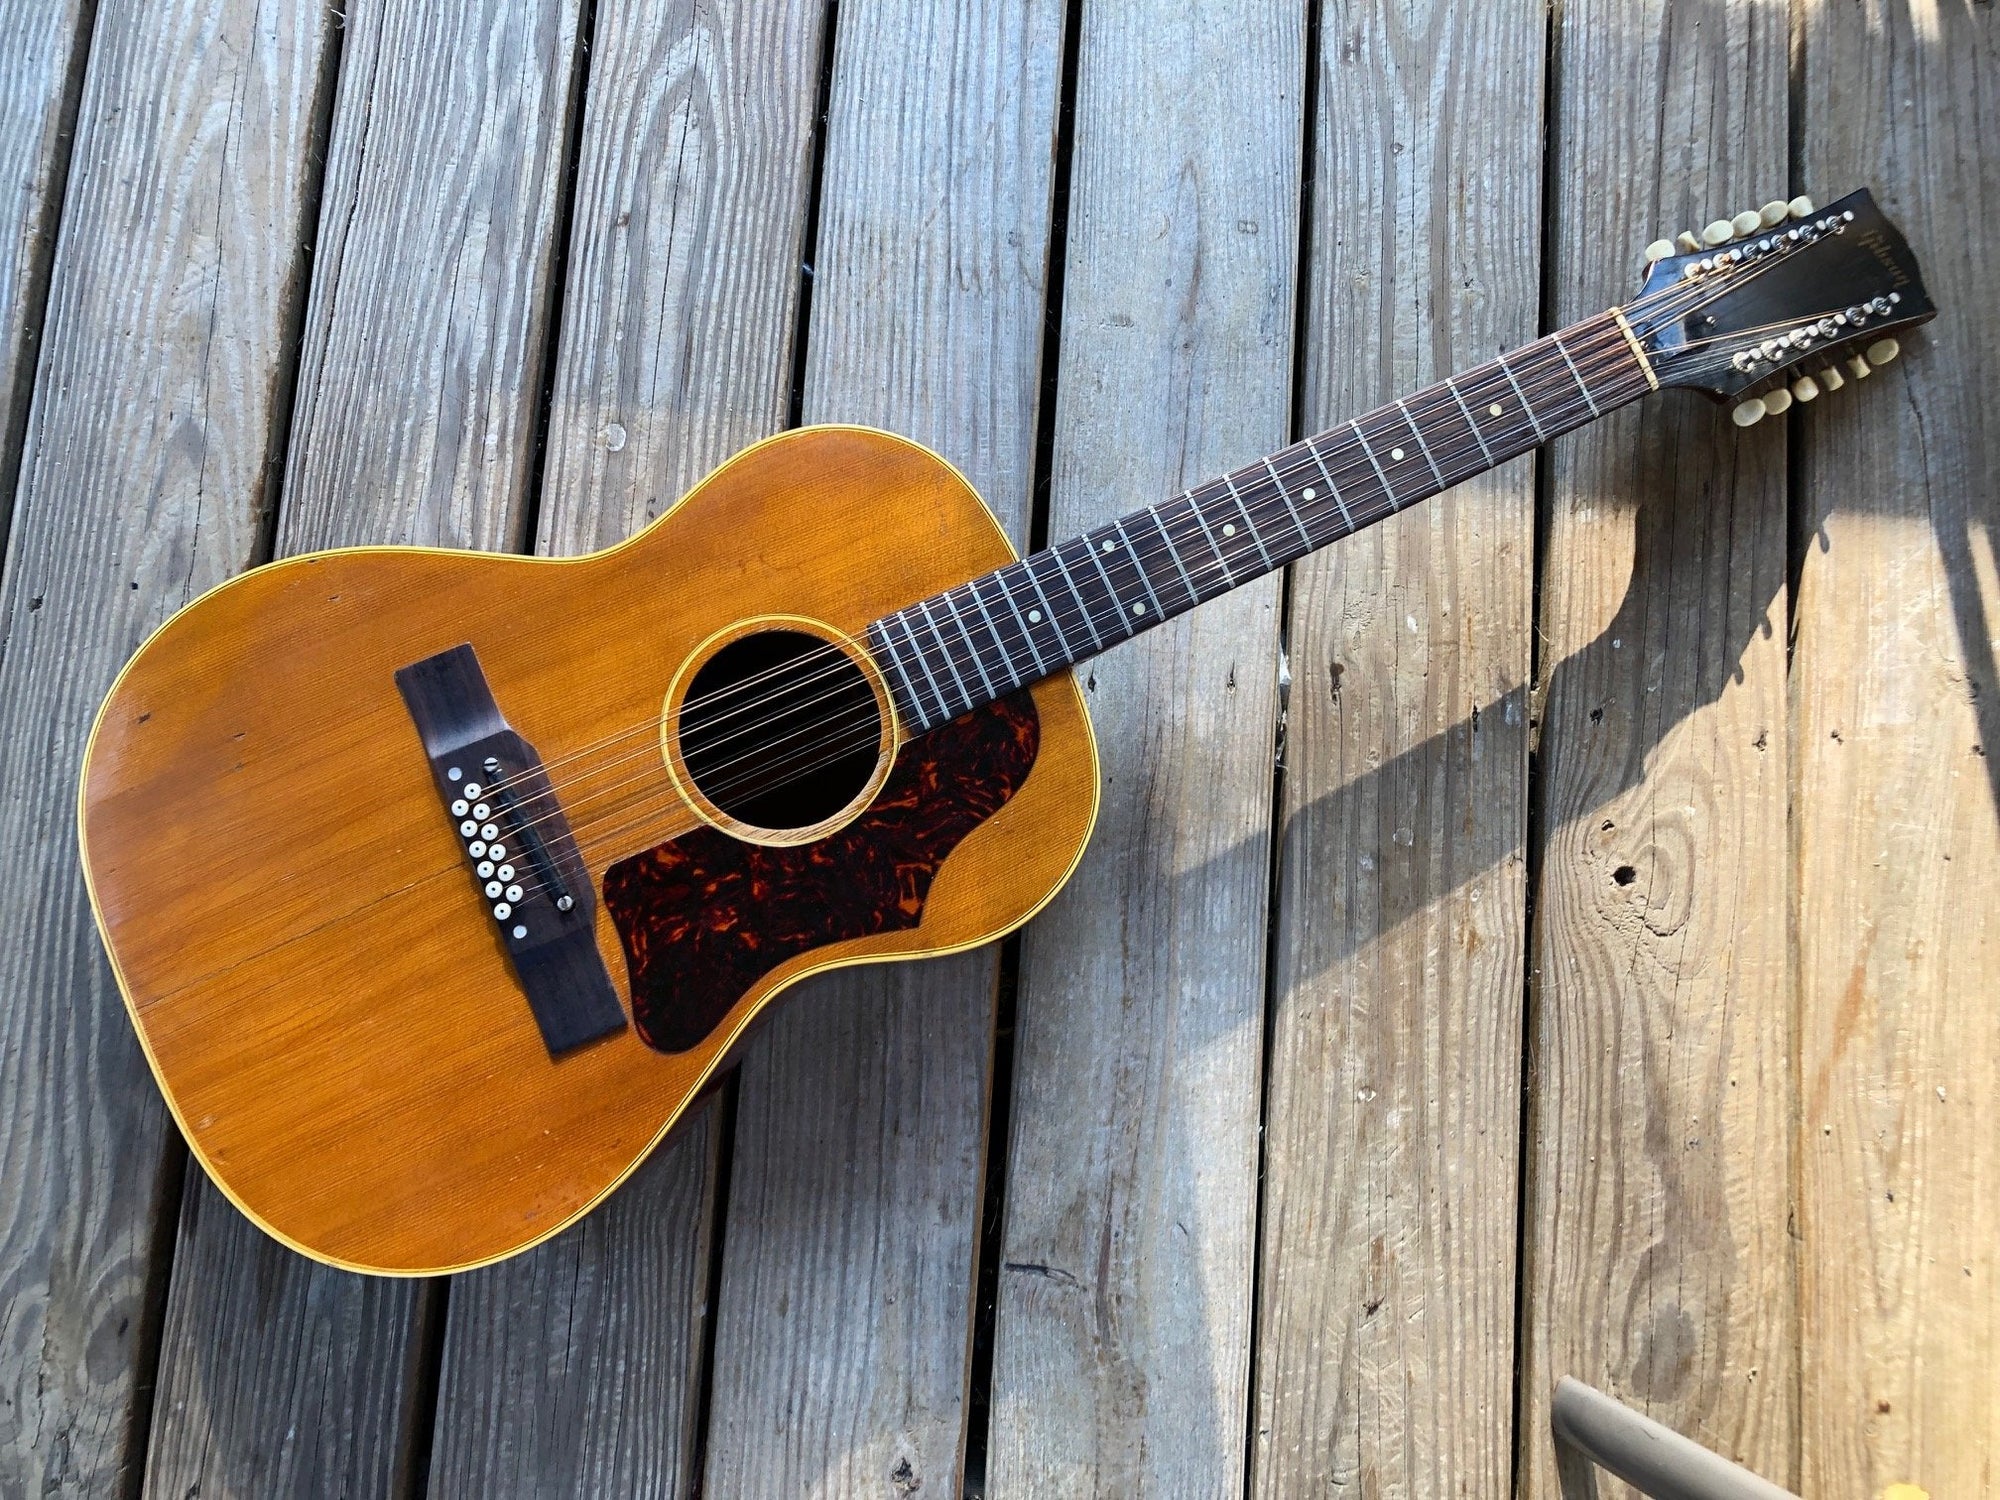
[676,628,883,834]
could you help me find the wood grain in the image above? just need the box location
[427,2,827,1491]
[698,2,1065,1493]
[0,0,91,541]
[983,2,1297,1492]
[535,0,829,555]
[0,0,335,1491]
[142,0,584,1490]
[1520,1,1795,1493]
[1251,4,1543,1495]
[86,434,1095,1273]
[1796,5,2000,1495]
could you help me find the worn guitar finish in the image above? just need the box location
[80,429,1098,1274]
[81,188,1931,1275]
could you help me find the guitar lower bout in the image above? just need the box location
[79,425,1099,1274]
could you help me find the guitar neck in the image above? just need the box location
[867,307,1656,735]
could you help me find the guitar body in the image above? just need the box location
[79,426,1098,1274]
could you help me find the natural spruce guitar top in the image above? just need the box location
[79,187,1932,1274]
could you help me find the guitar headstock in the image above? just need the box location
[1624,186,1934,425]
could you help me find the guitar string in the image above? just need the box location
[499,318,1705,897]
[503,308,1861,902]
[502,293,1827,868]
[484,311,1818,909]
[453,245,1787,809]
[273,247,1846,923]
[484,319,1649,869]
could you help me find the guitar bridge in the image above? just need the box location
[395,643,627,1057]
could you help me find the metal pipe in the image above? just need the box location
[1550,1377,1801,1500]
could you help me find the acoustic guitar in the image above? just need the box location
[80,188,1932,1274]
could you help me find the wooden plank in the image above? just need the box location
[983,3,1296,1492]
[0,0,92,543]
[1795,5,2000,1495]
[141,0,584,1492]
[1250,4,1544,1495]
[424,0,829,1492]
[698,1,1064,1492]
[0,0,336,1490]
[1520,2,1795,1493]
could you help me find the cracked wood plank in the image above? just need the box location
[0,0,94,551]
[1520,1,1796,1492]
[985,1,1298,1492]
[697,1,1064,1493]
[424,0,829,1491]
[0,0,337,1491]
[1251,3,1543,1494]
[140,0,585,1492]
[1796,3,2000,1494]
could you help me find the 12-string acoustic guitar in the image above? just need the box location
[81,188,1931,1273]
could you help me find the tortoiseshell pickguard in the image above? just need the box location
[603,692,1041,1053]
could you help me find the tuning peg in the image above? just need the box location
[1819,363,1846,391]
[1847,353,1872,379]
[1763,386,1794,415]
[1792,374,1821,402]
[1644,238,1676,263]
[1678,230,1704,254]
[1731,397,1768,427]
[1759,200,1790,227]
[1701,218,1736,246]
[1731,209,1762,237]
[1788,194,1815,219]
[1866,337,1901,367]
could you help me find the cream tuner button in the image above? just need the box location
[1866,338,1901,366]
[1792,375,1820,402]
[1731,398,1768,427]
[1644,239,1675,263]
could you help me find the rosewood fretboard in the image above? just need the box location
[867,310,1654,736]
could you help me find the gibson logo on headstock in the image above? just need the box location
[1857,227,1913,290]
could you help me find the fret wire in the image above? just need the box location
[1396,397,1447,488]
[1080,531,1131,633]
[939,589,1000,699]
[1112,517,1166,619]
[895,611,951,727]
[1494,351,1546,441]
[1351,418,1399,507]
[1261,456,1313,549]
[1221,475,1276,570]
[1300,436,1355,533]
[916,599,974,713]
[979,572,1046,678]
[1017,556,1074,659]
[1445,377,1497,467]
[870,619,927,728]
[1183,490,1237,587]
[959,578,1022,692]
[1143,504,1201,612]
[1550,330,1601,416]
[1047,543,1107,650]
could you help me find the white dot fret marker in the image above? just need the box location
[1103,539,1115,552]
[1132,602,1146,615]
[1302,486,1316,499]
[1390,447,1405,461]
[1028,608,1043,623]
[1223,522,1237,536]
[1488,403,1503,417]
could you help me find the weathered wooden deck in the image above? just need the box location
[1,0,1994,1495]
